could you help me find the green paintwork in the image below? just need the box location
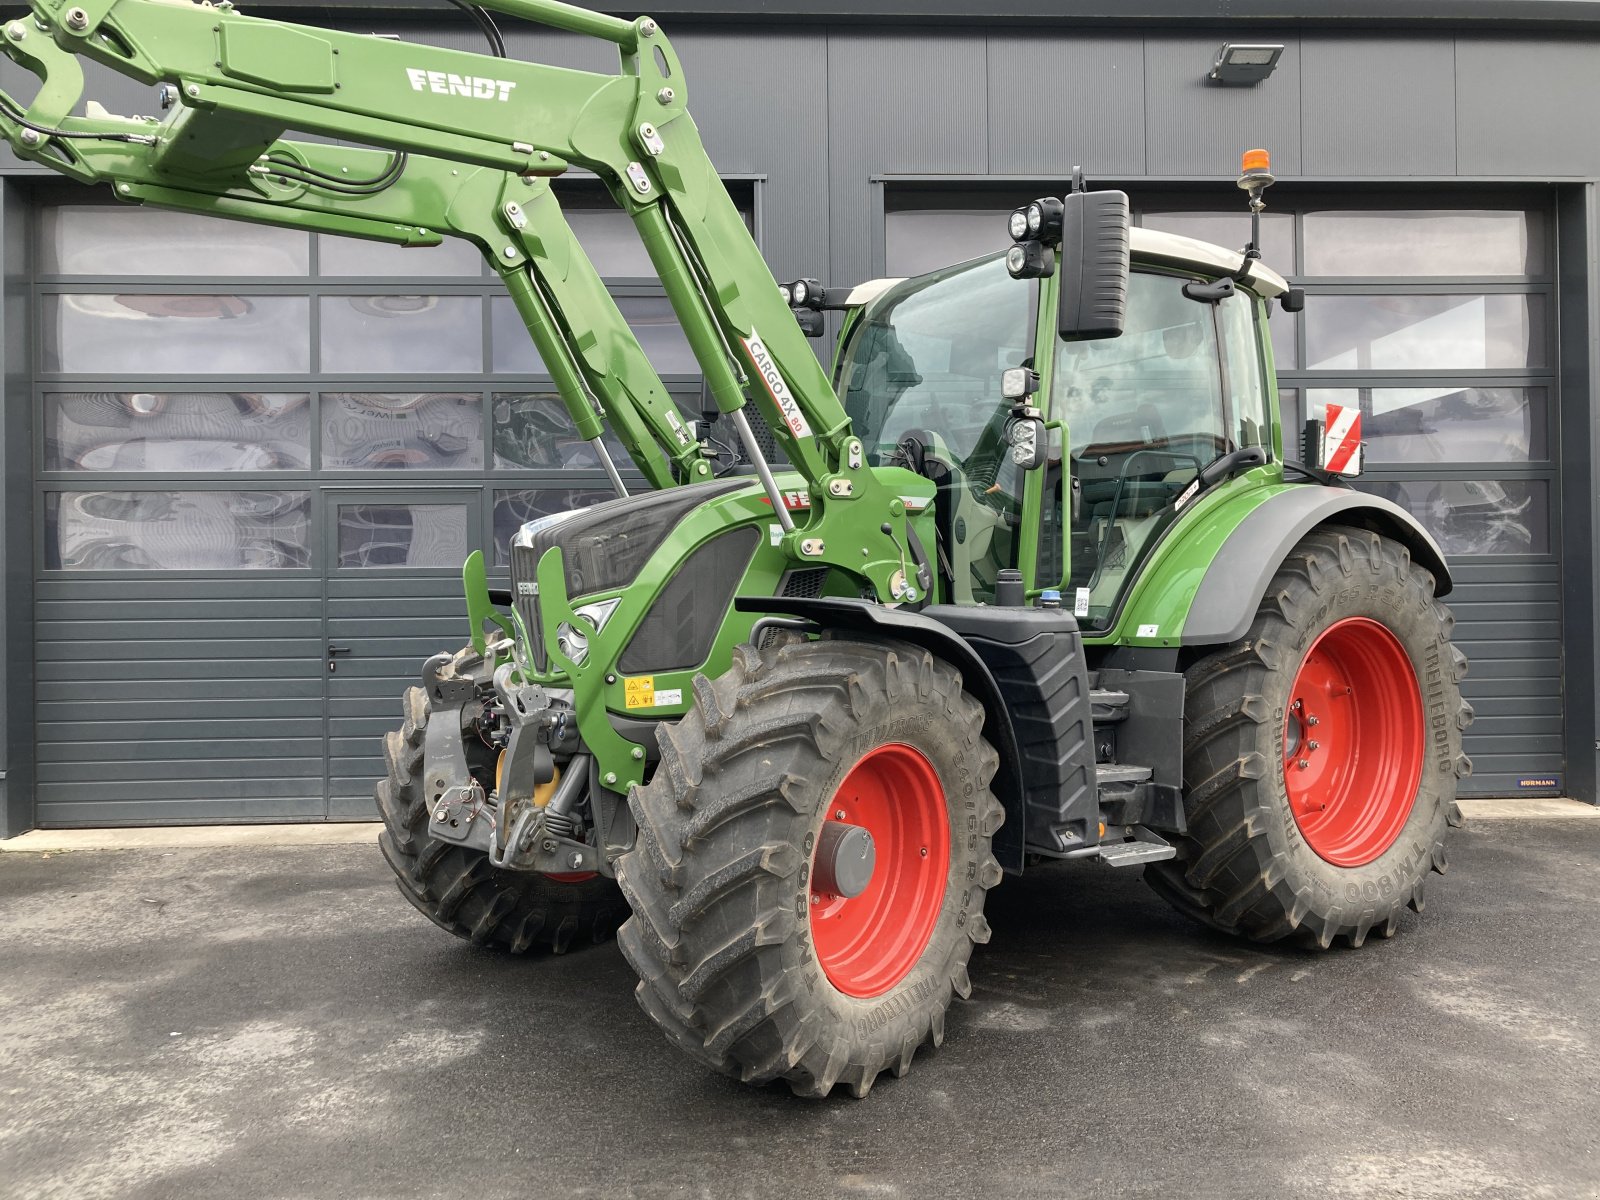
[461,550,511,658]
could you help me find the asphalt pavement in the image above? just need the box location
[2,818,1596,1200]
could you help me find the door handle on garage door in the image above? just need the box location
[327,644,352,673]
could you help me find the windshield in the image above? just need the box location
[837,254,1038,603]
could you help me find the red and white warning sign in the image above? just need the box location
[1319,402,1363,476]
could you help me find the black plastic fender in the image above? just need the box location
[1181,485,1453,647]
[734,596,1028,874]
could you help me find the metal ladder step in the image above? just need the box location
[1096,763,1152,786]
[1090,688,1132,723]
[1098,832,1177,867]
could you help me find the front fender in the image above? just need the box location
[734,596,1028,874]
[1178,485,1452,647]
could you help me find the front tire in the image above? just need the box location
[616,636,1004,1097]
[375,685,629,954]
[1146,526,1472,948]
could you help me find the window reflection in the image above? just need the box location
[492,393,627,470]
[493,488,613,565]
[322,394,483,470]
[1303,210,1545,277]
[490,296,695,376]
[1306,387,1544,465]
[46,490,310,570]
[42,207,309,277]
[42,294,311,375]
[319,296,483,374]
[44,393,311,472]
[1305,294,1544,371]
[337,504,469,568]
[1358,479,1547,556]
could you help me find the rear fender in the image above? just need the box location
[1180,487,1453,647]
[734,596,1028,874]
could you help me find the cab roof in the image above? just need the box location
[841,226,1290,308]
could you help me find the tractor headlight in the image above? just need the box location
[778,283,793,306]
[1026,202,1043,235]
[790,279,808,307]
[1005,241,1055,280]
[555,597,621,667]
[1007,209,1029,242]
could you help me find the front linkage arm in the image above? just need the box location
[4,0,922,602]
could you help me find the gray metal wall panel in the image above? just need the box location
[1143,36,1302,177]
[32,577,326,826]
[673,29,830,281]
[987,36,1146,178]
[828,32,988,281]
[1446,563,1565,795]
[1456,38,1600,178]
[325,577,467,817]
[1300,38,1456,176]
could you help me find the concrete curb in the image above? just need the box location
[2,798,1595,853]
[0,823,382,852]
[1456,797,1598,819]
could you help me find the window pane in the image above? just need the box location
[44,392,311,472]
[319,296,483,373]
[45,490,310,570]
[1357,479,1548,556]
[1220,293,1269,450]
[568,209,658,278]
[41,295,311,375]
[1305,294,1545,371]
[492,392,628,470]
[1056,271,1225,456]
[489,297,550,374]
[1267,306,1298,369]
[1279,388,1302,445]
[41,207,310,276]
[886,210,1005,278]
[317,234,483,277]
[322,393,483,470]
[493,487,613,565]
[1306,387,1546,465]
[490,297,695,376]
[1141,211,1294,275]
[625,298,697,375]
[337,504,469,568]
[1303,210,1545,277]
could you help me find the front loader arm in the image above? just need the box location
[2,0,920,602]
[0,19,710,490]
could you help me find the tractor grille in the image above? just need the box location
[508,479,749,673]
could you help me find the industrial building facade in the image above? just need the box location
[2,0,1597,834]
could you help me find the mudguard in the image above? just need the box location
[1181,485,1453,647]
[734,596,1028,874]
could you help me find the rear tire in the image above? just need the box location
[375,685,628,954]
[1145,526,1472,948]
[616,636,1004,1097]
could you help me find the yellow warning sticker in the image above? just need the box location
[624,676,655,709]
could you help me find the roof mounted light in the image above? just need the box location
[1005,240,1054,280]
[1207,43,1284,86]
[1007,208,1030,242]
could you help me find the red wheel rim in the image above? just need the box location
[809,743,949,999]
[1283,617,1425,867]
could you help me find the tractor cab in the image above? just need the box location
[836,226,1288,618]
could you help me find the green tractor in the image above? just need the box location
[4,0,1469,1098]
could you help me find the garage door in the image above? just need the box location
[887,188,1561,796]
[29,195,713,826]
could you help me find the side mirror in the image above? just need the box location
[1058,189,1130,342]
